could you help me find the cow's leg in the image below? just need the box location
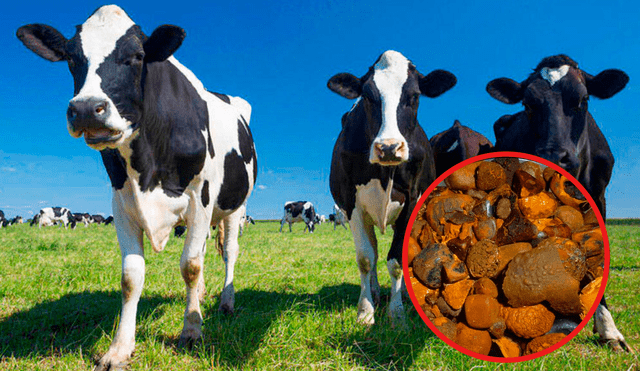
[279,218,285,232]
[594,296,634,353]
[219,208,243,314]
[289,221,293,232]
[95,204,144,371]
[386,209,409,327]
[178,214,211,346]
[350,208,379,325]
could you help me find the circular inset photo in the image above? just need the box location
[402,152,609,362]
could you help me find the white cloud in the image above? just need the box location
[1,167,16,172]
[257,185,267,190]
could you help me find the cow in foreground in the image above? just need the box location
[486,54,631,352]
[328,50,455,325]
[279,201,318,233]
[17,5,257,369]
[429,120,493,176]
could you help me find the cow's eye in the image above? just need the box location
[580,95,589,108]
[124,52,145,66]
[406,94,419,107]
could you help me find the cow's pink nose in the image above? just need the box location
[373,140,406,164]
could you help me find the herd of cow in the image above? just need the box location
[0,207,113,229]
[12,4,632,369]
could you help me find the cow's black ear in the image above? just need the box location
[419,70,456,98]
[585,69,629,99]
[16,24,68,62]
[486,78,523,104]
[144,25,186,63]
[327,73,362,99]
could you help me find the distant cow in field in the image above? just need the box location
[327,50,455,325]
[429,120,493,176]
[486,54,631,352]
[279,201,318,233]
[17,5,257,369]
[238,205,255,236]
[73,213,94,227]
[10,216,24,225]
[0,210,8,227]
[104,216,114,225]
[33,207,77,229]
[92,215,106,224]
[330,204,348,231]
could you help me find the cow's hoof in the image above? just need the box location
[94,351,130,371]
[356,311,375,326]
[178,333,203,350]
[603,339,635,354]
[219,303,235,315]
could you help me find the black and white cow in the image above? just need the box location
[429,120,493,176]
[104,215,114,225]
[17,5,257,369]
[486,54,631,352]
[0,210,8,228]
[33,207,77,229]
[331,204,348,231]
[92,214,106,224]
[238,205,255,236]
[327,50,455,325]
[10,216,24,225]
[74,212,94,227]
[279,201,318,233]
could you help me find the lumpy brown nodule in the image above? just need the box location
[408,158,604,358]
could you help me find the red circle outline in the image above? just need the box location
[402,151,610,362]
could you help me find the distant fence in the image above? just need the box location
[606,219,640,226]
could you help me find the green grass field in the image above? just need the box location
[0,221,638,370]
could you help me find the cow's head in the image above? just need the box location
[328,50,456,166]
[486,54,628,174]
[17,5,185,150]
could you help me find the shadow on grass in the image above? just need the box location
[1,284,433,370]
[0,290,178,359]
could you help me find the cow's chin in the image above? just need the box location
[68,127,128,150]
[83,129,124,150]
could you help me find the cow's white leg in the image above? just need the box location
[220,209,243,314]
[350,209,378,325]
[594,303,634,353]
[387,258,405,326]
[179,214,210,345]
[96,201,144,371]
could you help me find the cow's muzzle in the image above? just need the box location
[535,147,580,176]
[67,98,123,146]
[370,139,408,166]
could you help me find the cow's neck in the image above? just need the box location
[113,131,189,253]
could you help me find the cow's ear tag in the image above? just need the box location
[144,25,186,63]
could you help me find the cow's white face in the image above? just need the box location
[67,5,137,150]
[17,5,186,151]
[327,50,456,167]
[370,51,411,165]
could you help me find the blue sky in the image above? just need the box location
[2,0,640,220]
